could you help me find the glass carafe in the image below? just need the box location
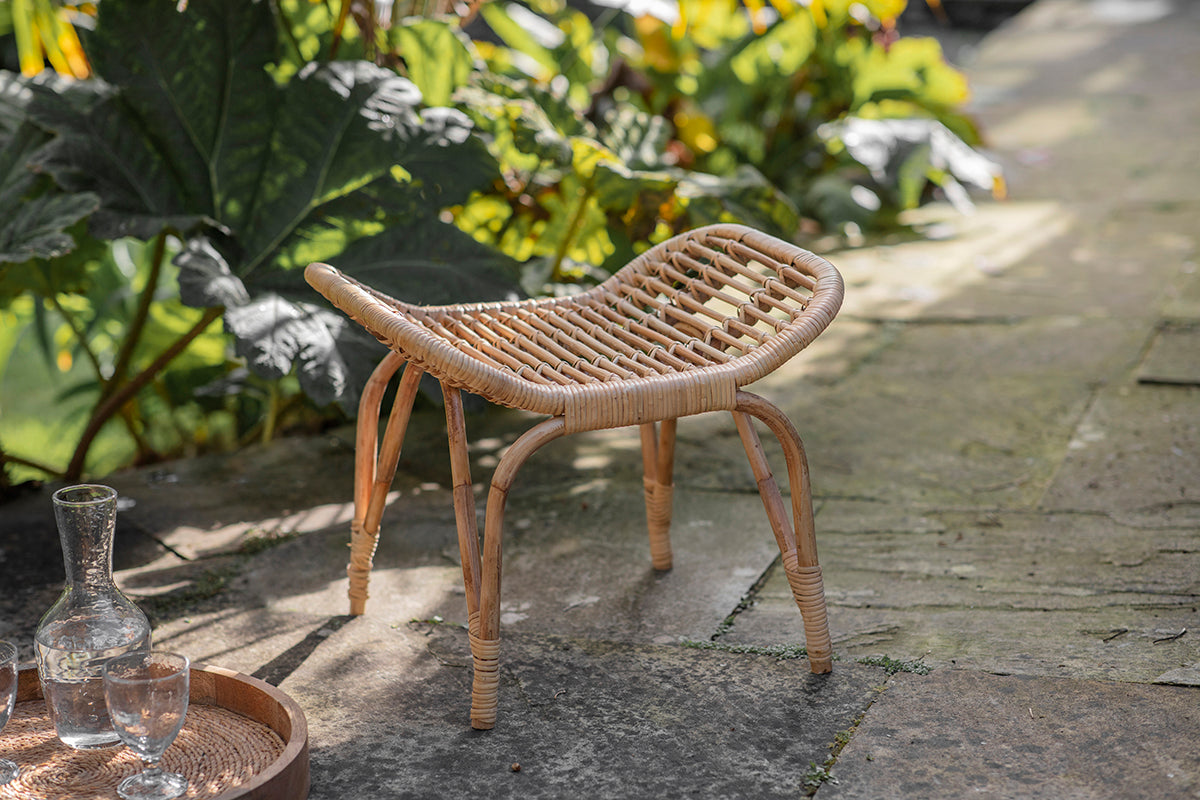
[34,484,151,749]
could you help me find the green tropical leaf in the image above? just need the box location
[729,12,816,86]
[329,217,524,306]
[215,278,388,409]
[599,107,672,170]
[0,74,101,282]
[393,19,475,108]
[677,165,800,237]
[592,161,677,212]
[237,61,422,276]
[0,190,100,263]
[480,3,560,77]
[26,77,209,240]
[86,0,278,226]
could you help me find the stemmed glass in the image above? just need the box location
[102,651,190,800]
[0,640,19,785]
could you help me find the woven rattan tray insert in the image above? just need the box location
[1,666,309,800]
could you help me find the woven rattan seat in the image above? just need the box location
[306,224,844,729]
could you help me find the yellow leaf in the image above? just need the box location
[992,174,1008,201]
[55,20,91,78]
[767,0,800,19]
[808,0,828,27]
[674,110,718,154]
[744,0,768,34]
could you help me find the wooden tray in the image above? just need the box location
[3,665,309,800]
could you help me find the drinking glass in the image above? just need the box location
[0,640,18,785]
[102,651,190,800]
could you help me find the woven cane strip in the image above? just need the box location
[778,264,818,294]
[504,315,589,379]
[0,702,284,800]
[668,251,751,311]
[457,313,559,381]
[607,299,718,367]
[424,319,514,378]
[552,308,627,364]
[347,518,379,610]
[585,298,703,366]
[520,311,625,380]
[579,310,667,378]
[524,317,616,379]
[601,294,732,365]
[677,254,776,321]
[562,306,647,373]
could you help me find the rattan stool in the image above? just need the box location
[306,224,844,729]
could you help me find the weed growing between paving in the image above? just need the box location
[682,640,811,660]
[855,654,933,675]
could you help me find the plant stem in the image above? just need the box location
[261,380,278,444]
[330,0,352,60]
[65,307,224,481]
[550,184,593,282]
[46,293,104,381]
[103,231,167,404]
[0,450,65,480]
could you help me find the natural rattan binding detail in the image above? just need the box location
[305,223,844,730]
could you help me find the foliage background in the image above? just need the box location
[0,0,999,488]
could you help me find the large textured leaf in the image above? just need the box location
[677,165,800,237]
[399,107,501,207]
[223,294,385,408]
[0,76,100,273]
[86,0,278,230]
[9,0,515,408]
[238,61,422,275]
[728,12,815,86]
[600,107,672,170]
[27,77,208,239]
[328,218,524,306]
[824,116,1001,212]
[0,190,100,263]
[480,3,561,77]
[218,216,522,407]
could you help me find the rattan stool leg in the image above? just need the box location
[639,420,677,570]
[444,386,483,628]
[470,417,566,730]
[349,354,422,615]
[733,392,833,674]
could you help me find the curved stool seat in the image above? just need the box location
[306,223,844,729]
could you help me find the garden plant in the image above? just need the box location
[0,0,999,487]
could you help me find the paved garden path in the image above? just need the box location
[3,0,1196,796]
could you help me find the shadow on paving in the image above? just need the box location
[296,624,883,799]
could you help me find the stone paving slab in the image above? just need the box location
[1040,383,1200,517]
[822,669,1200,800]
[1138,324,1200,385]
[724,507,1200,683]
[283,618,882,800]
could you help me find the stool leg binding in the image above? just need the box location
[732,392,833,673]
[640,420,677,571]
